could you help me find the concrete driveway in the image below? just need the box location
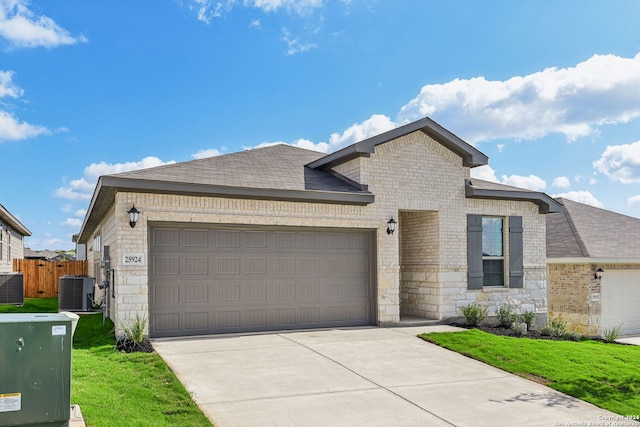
[153,326,627,427]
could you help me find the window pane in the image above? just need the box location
[483,259,504,286]
[482,217,503,257]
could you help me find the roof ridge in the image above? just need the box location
[560,202,590,257]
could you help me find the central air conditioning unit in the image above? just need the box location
[0,273,24,305]
[58,275,95,312]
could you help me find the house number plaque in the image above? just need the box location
[123,253,144,266]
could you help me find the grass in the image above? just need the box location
[1,299,212,426]
[421,329,640,416]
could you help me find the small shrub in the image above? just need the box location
[123,315,147,343]
[563,331,582,342]
[602,325,622,343]
[117,315,154,353]
[497,304,518,328]
[461,301,487,327]
[541,317,567,338]
[522,310,535,330]
[511,322,526,337]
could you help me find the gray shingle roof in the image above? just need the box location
[546,197,640,259]
[110,144,362,193]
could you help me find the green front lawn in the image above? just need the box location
[1,299,212,426]
[421,329,640,416]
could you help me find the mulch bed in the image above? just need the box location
[452,323,577,341]
[116,337,155,353]
[452,323,627,344]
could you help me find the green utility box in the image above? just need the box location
[0,313,72,427]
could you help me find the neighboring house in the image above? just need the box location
[547,198,640,337]
[0,204,32,273]
[24,248,76,261]
[75,117,561,338]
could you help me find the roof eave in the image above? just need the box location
[465,179,563,214]
[0,204,32,237]
[76,176,374,243]
[547,257,640,264]
[307,117,488,170]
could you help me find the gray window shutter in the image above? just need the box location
[467,214,483,290]
[509,216,524,288]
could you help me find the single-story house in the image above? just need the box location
[76,117,561,338]
[547,197,640,337]
[24,248,76,261]
[0,203,32,274]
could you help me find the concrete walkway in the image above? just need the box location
[617,335,640,346]
[154,326,630,427]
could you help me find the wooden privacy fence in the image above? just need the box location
[13,259,88,298]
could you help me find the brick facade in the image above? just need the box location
[87,130,550,335]
[548,262,640,336]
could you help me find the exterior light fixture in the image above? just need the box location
[595,267,604,280]
[386,217,397,235]
[127,205,140,228]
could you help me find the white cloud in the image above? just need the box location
[185,0,324,23]
[500,174,546,191]
[251,0,325,15]
[496,144,505,152]
[470,165,498,182]
[0,110,50,141]
[291,138,329,152]
[62,217,82,228]
[327,114,395,149]
[553,190,604,208]
[552,176,571,188]
[244,114,394,153]
[0,70,22,97]
[0,0,87,49]
[192,148,224,159]
[244,139,329,153]
[282,27,317,55]
[250,19,261,29]
[55,156,176,201]
[628,195,640,206]
[0,70,51,141]
[397,53,640,144]
[593,140,640,184]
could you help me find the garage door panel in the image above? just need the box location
[184,312,209,331]
[184,257,209,275]
[153,228,180,247]
[601,270,640,336]
[184,285,208,303]
[184,229,209,247]
[149,225,375,337]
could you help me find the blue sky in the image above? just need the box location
[1,0,640,250]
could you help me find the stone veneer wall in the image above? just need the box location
[90,130,550,335]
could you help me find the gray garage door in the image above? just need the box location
[148,225,375,337]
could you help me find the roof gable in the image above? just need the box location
[547,198,640,259]
[307,117,488,170]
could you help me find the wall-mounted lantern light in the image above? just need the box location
[386,217,397,235]
[127,205,140,228]
[595,267,604,280]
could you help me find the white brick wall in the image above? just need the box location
[94,130,548,335]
